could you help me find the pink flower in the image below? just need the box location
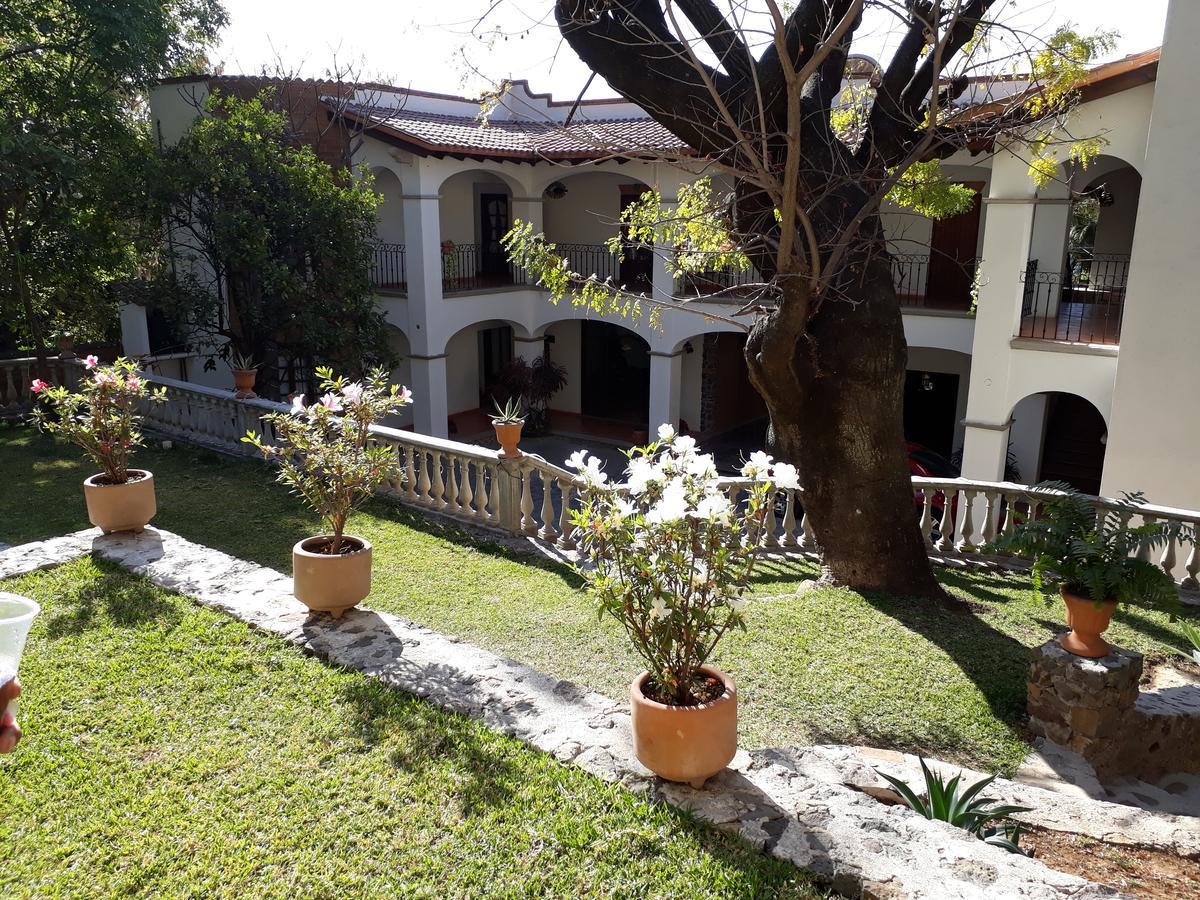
[93,370,118,387]
[83,354,99,369]
[126,375,140,389]
[319,392,342,412]
[340,382,364,405]
[290,393,306,414]
[30,378,48,393]
[397,385,412,404]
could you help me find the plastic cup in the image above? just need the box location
[0,592,40,720]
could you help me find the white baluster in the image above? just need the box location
[475,461,490,522]
[1183,526,1200,591]
[918,489,934,549]
[520,465,536,535]
[487,463,501,525]
[403,446,417,501]
[980,491,998,548]
[557,478,575,549]
[763,489,779,549]
[458,459,474,518]
[539,471,558,541]
[430,451,446,509]
[955,489,977,554]
[936,487,956,553]
[416,449,432,504]
[781,491,798,548]
[445,454,460,513]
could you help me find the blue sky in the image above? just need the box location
[213,1,1171,101]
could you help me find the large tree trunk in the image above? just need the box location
[747,253,944,599]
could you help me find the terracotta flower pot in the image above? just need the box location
[1061,588,1118,658]
[493,421,523,458]
[629,666,737,788]
[83,470,156,534]
[292,535,372,619]
[233,369,258,399]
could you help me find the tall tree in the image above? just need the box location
[506,1,1108,599]
[153,91,393,400]
[0,0,227,365]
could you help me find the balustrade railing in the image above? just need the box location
[371,242,407,292]
[0,357,80,418]
[130,374,1200,594]
[441,243,527,294]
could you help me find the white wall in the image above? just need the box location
[680,340,703,433]
[373,168,406,244]
[444,326,481,415]
[545,320,582,414]
[544,172,636,245]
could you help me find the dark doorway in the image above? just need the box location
[618,189,654,289]
[478,325,513,405]
[904,370,959,458]
[1038,393,1107,495]
[580,320,649,424]
[926,182,983,309]
[479,193,510,279]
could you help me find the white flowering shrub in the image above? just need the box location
[568,425,800,706]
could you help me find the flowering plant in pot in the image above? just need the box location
[989,481,1186,658]
[31,356,165,533]
[490,396,525,459]
[229,351,259,400]
[568,425,797,786]
[243,367,412,619]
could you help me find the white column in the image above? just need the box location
[960,144,1038,483]
[119,304,151,357]
[410,354,449,438]
[401,162,444,343]
[648,350,683,435]
[513,335,544,364]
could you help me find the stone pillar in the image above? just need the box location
[1027,640,1142,777]
[409,354,449,438]
[401,162,444,345]
[119,303,152,358]
[648,350,683,436]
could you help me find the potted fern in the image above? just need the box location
[490,397,525,459]
[989,482,1186,658]
[243,367,412,618]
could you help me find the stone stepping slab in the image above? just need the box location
[0,528,1128,899]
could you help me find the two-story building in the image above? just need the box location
[126,0,1200,509]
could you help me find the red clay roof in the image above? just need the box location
[336,102,688,162]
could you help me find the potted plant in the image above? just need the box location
[494,355,567,435]
[230,351,259,399]
[989,481,1186,658]
[490,397,525,459]
[568,425,797,786]
[30,356,166,533]
[243,367,412,619]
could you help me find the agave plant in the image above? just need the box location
[876,758,1033,856]
[490,396,525,425]
[1179,619,1200,666]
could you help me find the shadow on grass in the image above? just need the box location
[45,569,181,638]
[861,589,1032,736]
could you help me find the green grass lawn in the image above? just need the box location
[0,557,819,898]
[3,422,1197,775]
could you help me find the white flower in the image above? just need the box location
[649,597,670,620]
[685,453,717,479]
[695,492,733,522]
[740,449,774,479]
[566,449,589,471]
[646,477,688,524]
[656,423,676,442]
[673,434,697,455]
[290,393,306,414]
[613,497,637,518]
[340,382,364,405]
[570,454,608,486]
[771,462,800,491]
[625,456,659,495]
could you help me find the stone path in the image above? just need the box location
[0,528,1168,898]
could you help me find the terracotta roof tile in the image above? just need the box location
[336,102,689,161]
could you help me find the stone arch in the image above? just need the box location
[905,347,972,461]
[441,318,538,419]
[1008,390,1108,494]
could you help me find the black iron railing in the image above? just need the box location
[891,253,977,310]
[371,242,407,292]
[441,242,527,293]
[1019,254,1128,345]
[893,254,931,306]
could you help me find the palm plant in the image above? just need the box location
[876,758,1033,856]
[1179,619,1200,665]
[988,481,1186,616]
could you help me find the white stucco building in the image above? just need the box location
[126,0,1200,508]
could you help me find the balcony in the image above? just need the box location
[371,242,407,294]
[1019,254,1129,345]
[892,253,977,312]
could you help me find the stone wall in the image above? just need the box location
[1027,639,1200,782]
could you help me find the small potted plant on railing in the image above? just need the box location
[490,396,525,459]
[243,367,412,619]
[568,425,797,787]
[230,351,259,400]
[988,481,1186,658]
[31,356,166,533]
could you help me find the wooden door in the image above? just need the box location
[926,182,983,309]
